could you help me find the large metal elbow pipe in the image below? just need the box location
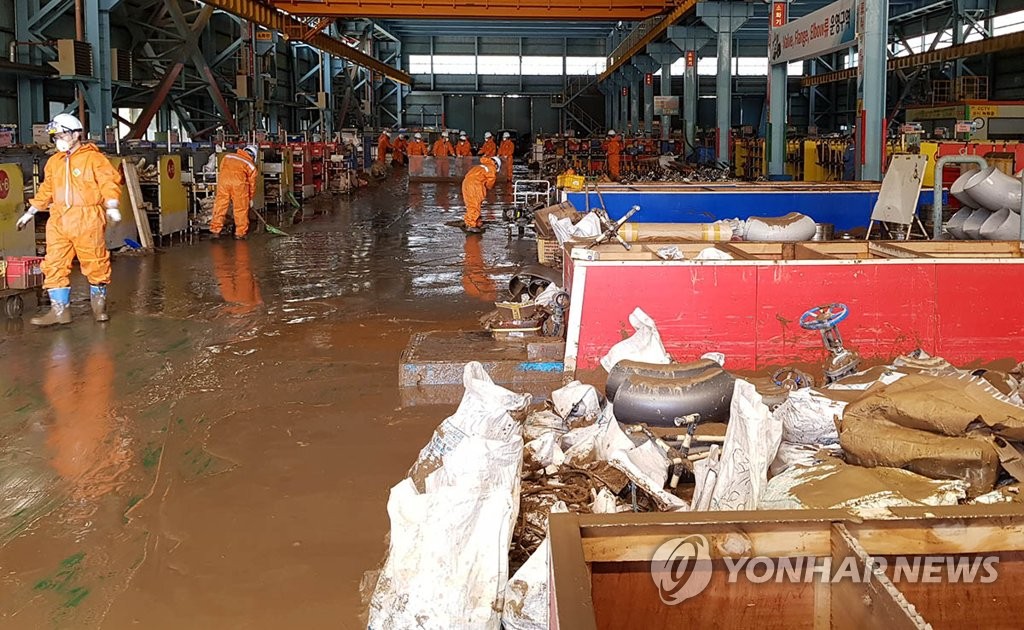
[962,166,1023,213]
[933,155,988,239]
[950,169,979,208]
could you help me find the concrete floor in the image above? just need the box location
[0,174,532,628]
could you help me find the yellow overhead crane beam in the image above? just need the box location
[599,1,697,82]
[802,30,1024,87]
[203,0,413,85]
[270,0,676,20]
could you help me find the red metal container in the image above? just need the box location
[5,256,45,289]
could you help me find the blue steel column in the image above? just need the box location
[667,26,711,154]
[645,42,681,141]
[15,0,45,144]
[321,51,333,136]
[610,76,621,133]
[860,0,884,180]
[633,55,658,136]
[768,62,787,176]
[621,65,641,134]
[858,0,888,181]
[698,2,753,162]
[84,0,117,139]
[618,70,630,133]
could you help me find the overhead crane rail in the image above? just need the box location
[205,0,413,84]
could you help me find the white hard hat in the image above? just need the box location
[491,156,502,171]
[607,129,617,136]
[484,131,493,138]
[243,144,258,159]
[47,113,84,135]
[502,132,511,139]
[414,132,422,139]
[460,133,467,139]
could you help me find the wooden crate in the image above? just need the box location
[537,238,562,267]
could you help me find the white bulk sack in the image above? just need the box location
[369,362,530,630]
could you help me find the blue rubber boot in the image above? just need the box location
[90,285,109,322]
[31,287,72,326]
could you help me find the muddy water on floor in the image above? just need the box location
[0,174,532,628]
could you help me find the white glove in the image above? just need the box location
[16,208,36,231]
[106,206,122,223]
[249,200,255,209]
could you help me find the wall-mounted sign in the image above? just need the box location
[685,51,696,68]
[654,96,680,116]
[768,0,855,65]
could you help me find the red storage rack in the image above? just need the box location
[5,256,45,290]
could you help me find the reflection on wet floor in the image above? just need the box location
[0,173,533,628]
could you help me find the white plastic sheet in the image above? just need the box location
[599,308,671,372]
[691,379,781,511]
[501,502,568,630]
[369,362,530,630]
[760,462,968,511]
[549,211,602,246]
[550,381,602,423]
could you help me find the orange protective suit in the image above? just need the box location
[433,138,456,177]
[604,137,622,179]
[407,139,428,156]
[212,240,263,316]
[461,157,499,229]
[377,133,391,163]
[392,137,407,166]
[479,138,497,157]
[456,139,473,156]
[211,149,258,238]
[498,139,515,160]
[432,138,455,158]
[29,143,122,289]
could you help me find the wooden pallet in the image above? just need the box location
[121,159,155,249]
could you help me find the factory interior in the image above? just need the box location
[5,0,1024,628]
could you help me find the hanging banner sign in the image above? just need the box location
[771,1,788,28]
[768,0,856,65]
[685,50,696,68]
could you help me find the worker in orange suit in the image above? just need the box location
[212,239,263,316]
[17,114,123,327]
[377,130,391,164]
[603,129,622,180]
[210,144,259,241]
[461,156,501,233]
[407,132,428,176]
[461,231,496,302]
[407,132,428,156]
[392,133,408,167]
[479,131,497,157]
[456,133,473,157]
[433,131,456,177]
[498,132,515,167]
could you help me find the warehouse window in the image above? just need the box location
[994,10,1024,35]
[408,54,432,73]
[477,55,520,74]
[735,57,768,75]
[520,56,564,75]
[431,55,476,74]
[565,56,607,75]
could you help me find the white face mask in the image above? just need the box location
[55,138,72,153]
